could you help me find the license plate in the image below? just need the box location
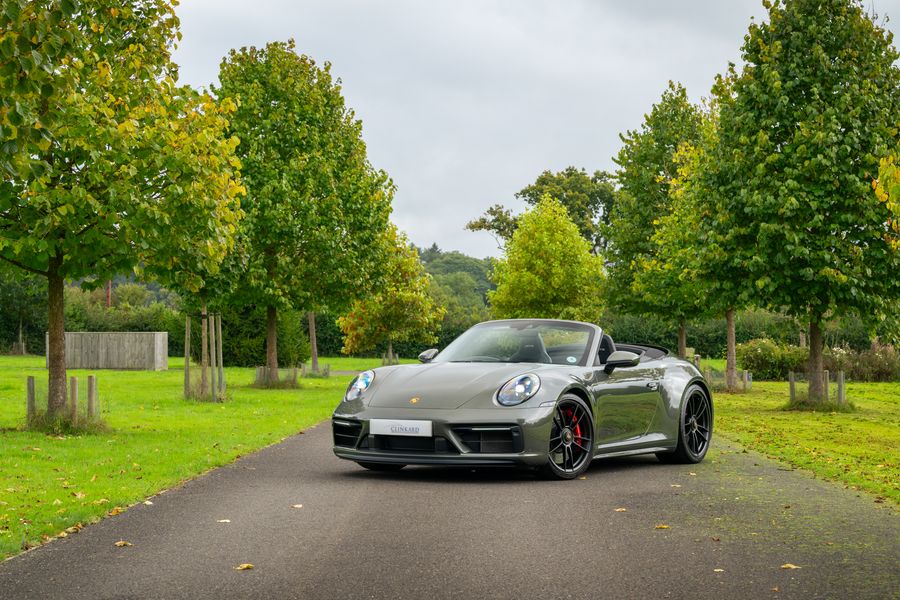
[370,419,432,437]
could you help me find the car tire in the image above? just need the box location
[656,384,712,464]
[543,393,594,480]
[357,461,406,472]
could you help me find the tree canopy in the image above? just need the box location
[215,39,393,374]
[338,229,444,359]
[489,196,604,321]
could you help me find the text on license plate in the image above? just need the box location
[369,419,432,437]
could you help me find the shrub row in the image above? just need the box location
[735,338,900,382]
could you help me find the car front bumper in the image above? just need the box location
[332,405,555,468]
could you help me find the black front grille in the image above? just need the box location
[452,425,523,454]
[366,435,459,454]
[333,419,363,448]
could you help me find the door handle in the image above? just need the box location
[646,382,659,390]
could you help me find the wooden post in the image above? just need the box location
[742,370,749,392]
[69,376,78,423]
[209,313,218,400]
[747,372,752,391]
[184,316,191,398]
[200,301,208,397]
[216,314,225,395]
[789,371,796,403]
[824,369,830,402]
[837,371,845,405]
[87,375,96,417]
[693,354,701,368]
[26,376,36,421]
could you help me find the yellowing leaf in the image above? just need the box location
[234,563,254,570]
[655,524,670,529]
[217,519,231,523]
[290,504,303,509]
[780,563,801,569]
[114,540,132,547]
[713,568,725,573]
[109,507,123,516]
[614,508,627,512]
[670,484,682,488]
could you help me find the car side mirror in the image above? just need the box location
[418,348,439,363]
[604,350,641,373]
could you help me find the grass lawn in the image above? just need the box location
[0,355,389,559]
[714,381,899,505]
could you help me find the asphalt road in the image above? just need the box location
[1,424,898,600]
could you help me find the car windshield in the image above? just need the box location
[434,321,594,365]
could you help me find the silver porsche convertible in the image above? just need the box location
[332,319,712,479]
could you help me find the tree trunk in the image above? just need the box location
[308,311,319,373]
[17,317,25,354]
[808,317,825,402]
[725,308,737,392]
[105,279,112,308]
[266,305,279,381]
[47,265,67,416]
[183,316,191,398]
[200,301,208,396]
[216,313,225,394]
[387,340,394,364]
[209,312,218,399]
[677,321,687,360]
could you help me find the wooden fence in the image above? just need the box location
[45,332,168,370]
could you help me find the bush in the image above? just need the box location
[736,338,808,380]
[825,341,900,382]
[199,305,310,368]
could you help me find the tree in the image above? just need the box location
[708,0,900,402]
[0,0,243,415]
[215,40,393,378]
[606,81,703,354]
[466,168,616,251]
[489,196,604,321]
[338,229,445,360]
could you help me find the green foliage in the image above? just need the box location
[708,0,900,329]
[875,148,900,250]
[64,287,184,355]
[112,282,151,308]
[606,81,704,316]
[735,338,809,380]
[490,196,604,321]
[190,305,310,368]
[215,40,392,318]
[466,167,615,250]
[0,263,46,352]
[338,230,445,354]
[419,244,493,301]
[0,0,243,284]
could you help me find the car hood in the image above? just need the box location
[366,362,543,409]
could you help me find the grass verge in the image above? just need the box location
[0,355,377,560]
[714,381,899,505]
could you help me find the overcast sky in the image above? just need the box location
[172,0,900,258]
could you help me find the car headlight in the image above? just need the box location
[497,374,541,406]
[344,370,375,402]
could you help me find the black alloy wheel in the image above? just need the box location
[657,384,713,464]
[546,394,594,479]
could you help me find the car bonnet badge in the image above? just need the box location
[410,397,420,404]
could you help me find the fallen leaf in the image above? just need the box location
[713,568,724,573]
[73,491,85,499]
[109,507,123,516]
[578,476,587,480]
[614,508,627,512]
[772,586,780,593]
[57,531,68,538]
[234,563,254,570]
[689,472,697,476]
[670,484,682,488]
[780,563,801,570]
[217,519,231,523]
[93,498,109,505]
[710,537,721,542]
[143,500,153,506]
[90,475,97,482]
[290,504,303,509]
[52,499,62,506]
[655,524,670,529]
[114,540,132,547]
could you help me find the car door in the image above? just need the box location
[590,360,662,450]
